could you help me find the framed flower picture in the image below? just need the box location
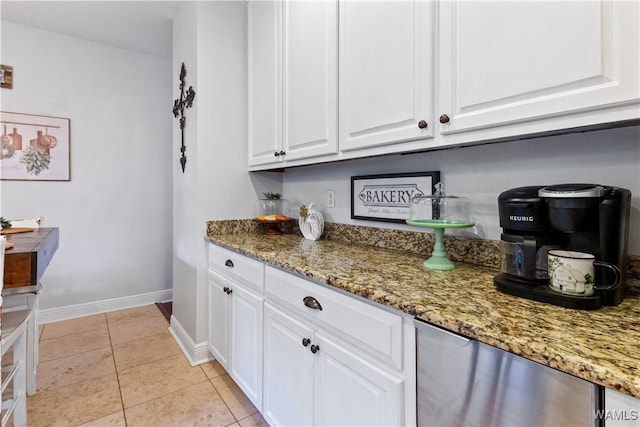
[0,111,70,181]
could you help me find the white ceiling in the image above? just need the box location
[0,0,182,59]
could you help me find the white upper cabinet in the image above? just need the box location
[248,0,282,167]
[339,1,435,154]
[248,0,339,169]
[282,1,339,161]
[437,0,640,145]
[248,1,640,170]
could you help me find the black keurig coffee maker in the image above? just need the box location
[494,184,631,309]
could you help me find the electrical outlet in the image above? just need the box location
[327,190,335,208]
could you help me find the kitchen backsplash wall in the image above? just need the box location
[206,219,500,267]
[282,125,640,255]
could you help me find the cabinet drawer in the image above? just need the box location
[265,266,403,369]
[209,244,264,293]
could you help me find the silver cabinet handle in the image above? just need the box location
[303,296,322,311]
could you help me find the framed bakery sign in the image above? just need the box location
[351,171,440,223]
[0,111,70,181]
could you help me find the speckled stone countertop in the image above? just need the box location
[206,221,640,399]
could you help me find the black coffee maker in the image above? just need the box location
[494,184,631,309]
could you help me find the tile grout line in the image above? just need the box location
[207,375,241,426]
[38,345,112,365]
[208,371,262,426]
[105,312,129,427]
[39,325,108,342]
[122,378,213,414]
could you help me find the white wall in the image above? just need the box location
[171,1,200,358]
[283,125,640,255]
[171,1,275,362]
[0,21,173,316]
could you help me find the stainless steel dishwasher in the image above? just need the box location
[415,319,602,426]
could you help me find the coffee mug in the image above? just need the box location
[548,250,621,296]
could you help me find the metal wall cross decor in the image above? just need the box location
[173,62,196,173]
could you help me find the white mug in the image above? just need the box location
[548,250,621,296]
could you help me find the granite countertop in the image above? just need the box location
[206,223,640,399]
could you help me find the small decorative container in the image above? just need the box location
[299,203,324,241]
[255,193,292,235]
[406,183,475,270]
[258,198,290,217]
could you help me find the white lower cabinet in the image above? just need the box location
[208,269,264,410]
[263,302,315,426]
[208,244,265,410]
[208,243,415,426]
[208,270,230,369]
[229,282,263,408]
[264,265,412,426]
[263,301,405,427]
[313,331,404,426]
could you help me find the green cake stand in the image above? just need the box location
[406,219,475,270]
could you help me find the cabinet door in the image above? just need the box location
[438,1,640,143]
[208,271,230,369]
[263,303,314,427]
[229,283,264,410]
[313,331,405,427]
[248,0,282,167]
[339,1,434,153]
[282,0,338,161]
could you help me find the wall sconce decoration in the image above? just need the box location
[172,62,196,173]
[1,65,13,89]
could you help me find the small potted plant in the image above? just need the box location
[1,217,12,231]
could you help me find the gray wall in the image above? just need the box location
[1,21,173,315]
[171,1,279,359]
[283,125,640,255]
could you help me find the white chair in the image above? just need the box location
[3,218,43,396]
[2,235,29,426]
[1,235,4,309]
[2,310,30,427]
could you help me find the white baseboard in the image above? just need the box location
[38,289,173,324]
[168,314,213,366]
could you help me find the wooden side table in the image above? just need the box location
[2,227,59,396]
